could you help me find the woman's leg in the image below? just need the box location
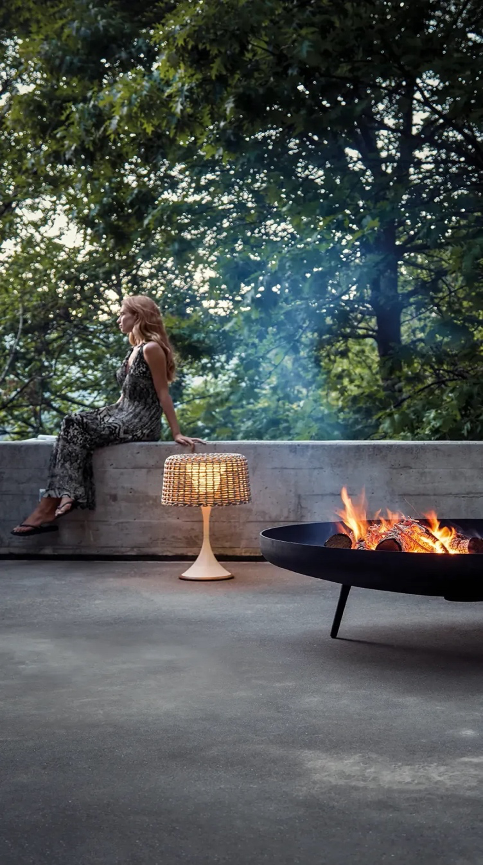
[12,410,98,532]
[44,410,113,510]
[13,406,134,532]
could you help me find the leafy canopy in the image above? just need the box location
[0,0,481,440]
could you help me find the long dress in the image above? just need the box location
[43,343,162,510]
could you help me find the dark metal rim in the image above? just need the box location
[260,520,483,564]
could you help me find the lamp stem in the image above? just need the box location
[201,503,212,552]
[179,505,233,581]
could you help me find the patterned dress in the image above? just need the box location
[44,343,162,509]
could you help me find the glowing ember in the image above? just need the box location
[334,488,481,554]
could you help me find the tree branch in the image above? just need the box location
[0,375,37,412]
[385,376,473,411]
[414,81,481,154]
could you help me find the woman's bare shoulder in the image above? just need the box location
[143,341,164,355]
[143,341,166,364]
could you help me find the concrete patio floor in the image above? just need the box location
[0,560,482,866]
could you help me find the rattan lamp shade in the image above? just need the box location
[162,453,251,507]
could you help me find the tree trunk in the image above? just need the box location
[369,224,402,399]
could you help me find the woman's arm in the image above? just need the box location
[143,342,205,449]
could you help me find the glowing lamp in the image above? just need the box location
[161,453,251,580]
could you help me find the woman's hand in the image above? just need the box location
[174,433,206,451]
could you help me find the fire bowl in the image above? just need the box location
[260,519,482,638]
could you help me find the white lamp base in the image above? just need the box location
[179,505,234,581]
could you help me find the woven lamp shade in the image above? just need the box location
[162,453,251,508]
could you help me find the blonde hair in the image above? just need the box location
[123,295,176,383]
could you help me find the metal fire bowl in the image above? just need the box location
[260,519,483,602]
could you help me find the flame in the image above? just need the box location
[375,507,406,535]
[425,511,459,554]
[336,487,405,545]
[335,487,368,542]
[335,489,466,554]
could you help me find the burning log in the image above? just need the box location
[354,539,368,550]
[405,522,445,553]
[334,486,480,555]
[376,538,401,552]
[446,534,483,555]
[365,518,448,553]
[324,533,352,549]
[343,529,367,549]
[373,519,448,554]
[362,522,392,549]
[469,537,483,554]
[372,525,481,554]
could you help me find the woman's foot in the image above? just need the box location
[12,497,60,534]
[55,496,76,518]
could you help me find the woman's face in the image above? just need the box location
[117,304,137,335]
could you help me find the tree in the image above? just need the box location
[0,0,232,438]
[0,0,481,439]
[141,0,482,433]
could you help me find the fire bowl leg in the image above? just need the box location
[330,584,351,639]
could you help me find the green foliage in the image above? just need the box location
[0,0,481,440]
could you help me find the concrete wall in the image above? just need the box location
[1,440,482,556]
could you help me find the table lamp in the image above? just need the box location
[161,453,251,580]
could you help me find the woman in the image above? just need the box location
[12,295,204,536]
